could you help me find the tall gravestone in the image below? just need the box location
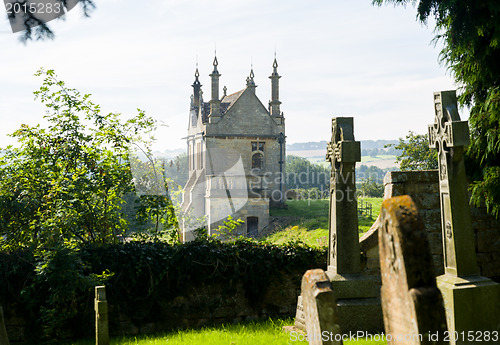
[428,90,500,344]
[294,117,383,332]
[301,269,343,345]
[0,306,9,345]
[379,195,448,345]
[325,117,382,332]
[95,286,110,345]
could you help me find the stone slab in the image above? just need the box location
[0,306,9,345]
[301,269,342,345]
[336,298,383,334]
[294,295,306,332]
[326,273,379,299]
[437,274,500,344]
[379,196,448,345]
[383,171,439,185]
[326,272,383,333]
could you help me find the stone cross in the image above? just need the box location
[428,90,500,344]
[379,195,448,345]
[95,286,110,345]
[427,90,479,277]
[326,117,361,275]
[0,306,9,345]
[301,269,343,345]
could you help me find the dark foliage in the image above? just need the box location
[373,0,500,217]
[0,239,326,341]
[7,0,95,42]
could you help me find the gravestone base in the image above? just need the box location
[437,275,500,344]
[327,272,384,333]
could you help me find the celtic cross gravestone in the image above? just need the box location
[428,90,500,344]
[326,117,361,275]
[324,117,382,332]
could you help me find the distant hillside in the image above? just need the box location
[287,140,398,151]
[287,140,401,169]
[287,141,329,151]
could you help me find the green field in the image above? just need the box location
[360,154,397,163]
[307,154,397,166]
[265,198,382,247]
[51,319,386,345]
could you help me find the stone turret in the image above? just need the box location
[269,58,282,117]
[246,68,257,94]
[209,56,221,122]
[192,67,201,108]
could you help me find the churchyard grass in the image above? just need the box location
[49,319,387,345]
[266,198,382,247]
[360,154,396,163]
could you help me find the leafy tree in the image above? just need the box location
[0,69,177,250]
[286,155,330,190]
[357,164,396,184]
[7,0,95,42]
[359,177,384,198]
[388,131,438,171]
[163,152,188,188]
[372,0,500,217]
[369,148,379,157]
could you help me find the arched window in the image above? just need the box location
[252,152,264,169]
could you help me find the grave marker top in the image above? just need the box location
[326,118,360,166]
[301,269,343,345]
[379,196,448,345]
[326,117,361,275]
[427,90,479,277]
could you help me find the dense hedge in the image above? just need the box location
[0,238,326,342]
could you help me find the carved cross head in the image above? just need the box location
[326,117,361,167]
[428,91,470,155]
[428,90,470,180]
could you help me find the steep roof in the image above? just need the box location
[221,89,245,107]
[200,89,247,124]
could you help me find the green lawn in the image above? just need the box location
[52,319,386,345]
[265,198,381,247]
[360,154,397,163]
[307,155,397,167]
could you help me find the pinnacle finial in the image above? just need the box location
[246,67,256,89]
[193,63,201,87]
[211,54,220,75]
[273,58,278,69]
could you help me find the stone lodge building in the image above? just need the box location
[181,56,286,241]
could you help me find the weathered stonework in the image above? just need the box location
[378,196,448,345]
[428,90,500,343]
[95,286,109,345]
[295,117,382,334]
[3,267,307,342]
[181,57,285,241]
[360,170,500,281]
[0,306,10,345]
[301,269,342,345]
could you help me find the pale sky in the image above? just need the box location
[0,0,460,152]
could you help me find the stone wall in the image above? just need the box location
[3,267,303,343]
[360,170,500,281]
